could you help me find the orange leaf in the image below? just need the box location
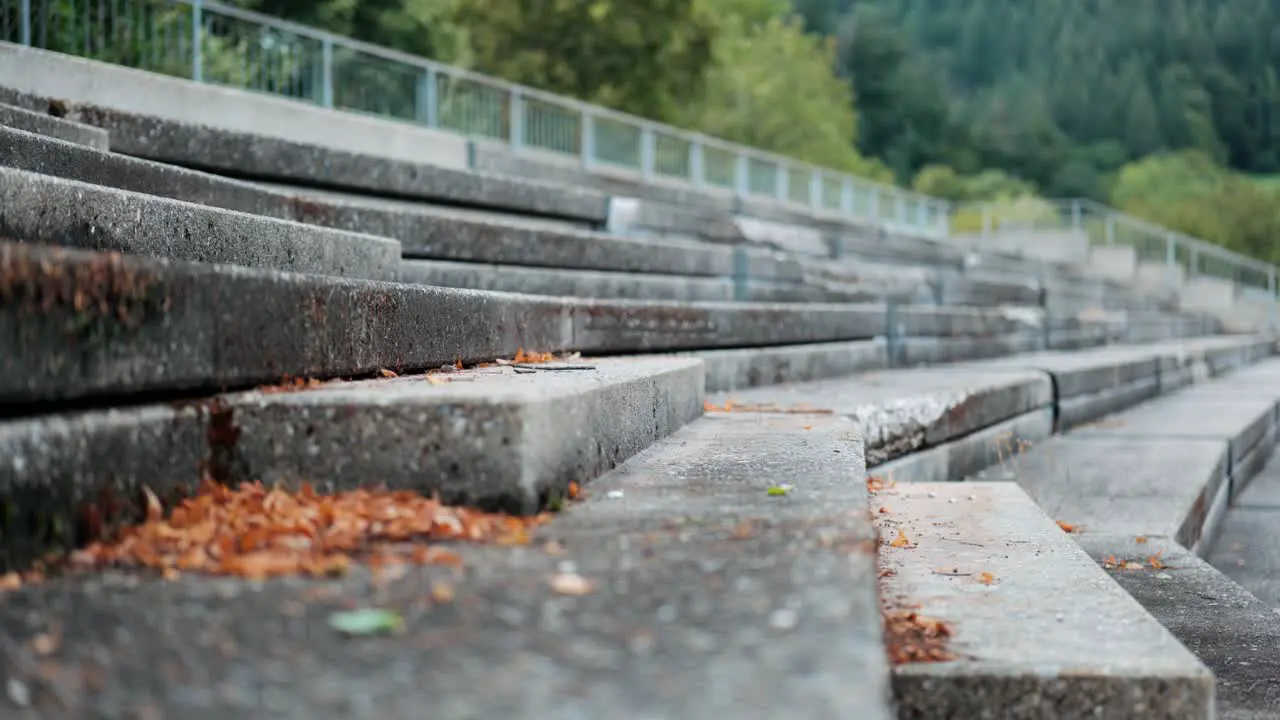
[1148,551,1166,570]
[978,571,996,585]
[1055,520,1076,533]
[379,368,399,378]
[141,485,163,523]
[889,528,911,548]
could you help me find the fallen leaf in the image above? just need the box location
[430,581,456,604]
[803,425,813,430]
[878,506,889,514]
[889,528,911,548]
[379,368,399,378]
[1055,520,1076,533]
[328,608,404,636]
[567,482,582,500]
[1135,536,1148,544]
[549,572,594,596]
[978,571,996,585]
[1148,551,1166,570]
[766,486,789,497]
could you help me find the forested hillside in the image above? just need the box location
[229,0,1280,262]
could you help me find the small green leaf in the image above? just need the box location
[766,486,789,497]
[328,608,404,636]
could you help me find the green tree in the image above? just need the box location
[447,0,718,122]
[674,10,890,181]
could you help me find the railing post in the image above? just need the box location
[688,141,704,187]
[1188,245,1199,278]
[415,69,438,127]
[19,0,31,46]
[734,154,749,198]
[809,170,821,211]
[1165,233,1178,290]
[1070,199,1082,228]
[639,127,655,180]
[509,90,525,152]
[1104,215,1115,245]
[580,110,595,169]
[938,201,952,239]
[868,188,880,222]
[982,205,992,236]
[840,177,854,216]
[191,0,204,83]
[895,192,907,228]
[915,200,926,229]
[775,163,788,202]
[320,38,334,109]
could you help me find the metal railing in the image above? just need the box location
[957,198,1278,303]
[0,0,951,237]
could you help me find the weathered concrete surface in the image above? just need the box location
[0,360,705,556]
[1209,444,1280,609]
[0,42,470,170]
[0,414,893,719]
[0,166,401,280]
[708,367,1051,467]
[989,436,1230,555]
[690,340,888,393]
[878,483,1213,720]
[0,241,916,404]
[1077,536,1280,720]
[2,84,611,224]
[0,124,300,219]
[400,259,737,302]
[1070,396,1277,487]
[0,101,108,150]
[897,333,1043,367]
[872,407,1053,482]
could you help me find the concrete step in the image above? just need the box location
[0,123,806,285]
[876,482,1213,719]
[0,72,611,225]
[0,357,704,570]
[1,240,1045,405]
[0,413,894,719]
[1209,445,1280,610]
[708,365,1054,481]
[0,102,108,150]
[0,165,401,280]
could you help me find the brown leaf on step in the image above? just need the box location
[978,571,996,585]
[430,581,456,604]
[1055,520,1076,533]
[867,476,894,493]
[513,348,556,364]
[1148,551,1166,570]
[882,610,954,665]
[878,506,889,514]
[567,482,582,500]
[878,568,896,578]
[803,424,813,430]
[549,572,593,596]
[1135,536,1148,544]
[379,368,399,378]
[889,528,911,548]
[74,477,546,580]
[1102,554,1119,569]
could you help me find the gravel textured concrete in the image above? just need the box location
[0,414,893,720]
[708,367,1051,467]
[992,436,1230,553]
[879,483,1213,720]
[54,102,611,224]
[400,259,737,302]
[0,102,107,150]
[690,339,888,392]
[0,359,705,565]
[0,125,299,220]
[0,241,911,404]
[0,166,400,280]
[1078,536,1280,720]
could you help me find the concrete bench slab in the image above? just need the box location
[0,413,893,719]
[0,358,704,569]
[0,101,108,150]
[987,435,1230,554]
[1,240,927,404]
[1077,535,1280,720]
[877,482,1213,720]
[708,367,1052,470]
[0,165,401,281]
